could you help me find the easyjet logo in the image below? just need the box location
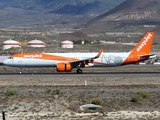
[24,54,42,58]
[136,33,152,52]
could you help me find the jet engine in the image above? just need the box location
[57,63,72,72]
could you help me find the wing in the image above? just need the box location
[69,48,104,68]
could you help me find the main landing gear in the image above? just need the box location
[76,69,82,73]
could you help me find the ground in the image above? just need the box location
[0,65,160,120]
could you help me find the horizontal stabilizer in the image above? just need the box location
[140,54,156,60]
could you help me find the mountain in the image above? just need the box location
[87,0,160,29]
[0,0,124,27]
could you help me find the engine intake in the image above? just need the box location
[57,63,72,72]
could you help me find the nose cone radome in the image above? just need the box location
[3,59,8,65]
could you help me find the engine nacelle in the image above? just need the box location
[57,63,72,72]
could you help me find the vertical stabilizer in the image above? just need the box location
[131,32,154,55]
[122,32,154,65]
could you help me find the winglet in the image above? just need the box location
[93,48,104,59]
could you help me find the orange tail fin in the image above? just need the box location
[131,32,154,55]
[122,32,154,65]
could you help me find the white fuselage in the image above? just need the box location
[3,31,155,72]
[3,52,131,67]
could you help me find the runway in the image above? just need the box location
[0,65,160,76]
[0,71,160,76]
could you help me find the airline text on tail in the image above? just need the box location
[136,33,152,52]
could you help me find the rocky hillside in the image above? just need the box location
[0,0,124,27]
[87,0,160,29]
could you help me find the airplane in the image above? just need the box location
[3,31,155,74]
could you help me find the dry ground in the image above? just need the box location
[0,65,160,120]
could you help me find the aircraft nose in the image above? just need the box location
[3,59,8,65]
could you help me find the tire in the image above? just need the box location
[77,69,82,73]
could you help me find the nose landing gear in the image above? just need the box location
[19,67,22,74]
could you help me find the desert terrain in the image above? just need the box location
[0,65,160,120]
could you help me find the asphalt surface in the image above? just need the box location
[0,64,160,76]
[0,71,159,76]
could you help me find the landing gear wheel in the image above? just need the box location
[77,69,82,73]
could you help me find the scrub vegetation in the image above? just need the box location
[44,87,60,95]
[130,91,150,104]
[4,88,19,96]
[90,97,103,105]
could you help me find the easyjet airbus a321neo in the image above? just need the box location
[3,32,155,73]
